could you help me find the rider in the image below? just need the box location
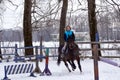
[62,25,75,54]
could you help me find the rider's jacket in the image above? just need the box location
[64,30,75,42]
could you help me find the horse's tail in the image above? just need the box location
[57,46,61,65]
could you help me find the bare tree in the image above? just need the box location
[87,0,101,56]
[96,0,120,41]
[23,0,33,56]
[59,0,68,46]
[0,0,4,59]
[0,30,2,59]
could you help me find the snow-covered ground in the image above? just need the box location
[0,59,120,80]
[0,41,120,80]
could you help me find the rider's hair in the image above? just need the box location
[66,25,71,30]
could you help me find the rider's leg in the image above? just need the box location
[62,42,67,53]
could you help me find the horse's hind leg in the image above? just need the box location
[77,58,82,72]
[57,47,62,65]
[64,61,71,72]
[57,54,61,65]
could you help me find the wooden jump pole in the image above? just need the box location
[34,46,41,73]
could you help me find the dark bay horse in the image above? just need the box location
[57,39,82,72]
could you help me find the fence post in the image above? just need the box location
[93,45,99,80]
[34,46,41,73]
[14,44,18,62]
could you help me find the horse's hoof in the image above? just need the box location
[72,69,75,71]
[80,70,82,73]
[74,66,76,69]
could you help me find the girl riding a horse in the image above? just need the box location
[62,25,75,54]
[57,25,82,72]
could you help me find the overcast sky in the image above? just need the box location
[3,0,23,29]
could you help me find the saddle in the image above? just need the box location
[62,43,75,55]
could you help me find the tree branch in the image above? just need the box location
[7,0,18,9]
[77,0,82,5]
[111,0,120,6]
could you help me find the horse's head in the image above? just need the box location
[67,38,76,50]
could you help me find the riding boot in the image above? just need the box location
[64,47,68,55]
[62,42,67,53]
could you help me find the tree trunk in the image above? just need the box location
[87,0,101,56]
[59,0,68,46]
[0,43,2,59]
[0,31,2,59]
[23,0,33,56]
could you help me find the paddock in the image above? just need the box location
[0,41,120,80]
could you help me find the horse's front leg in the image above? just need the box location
[67,60,74,71]
[63,60,71,72]
[71,60,76,70]
[68,60,76,71]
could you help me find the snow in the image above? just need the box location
[0,41,120,80]
[0,59,120,80]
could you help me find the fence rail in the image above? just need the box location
[0,41,120,58]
